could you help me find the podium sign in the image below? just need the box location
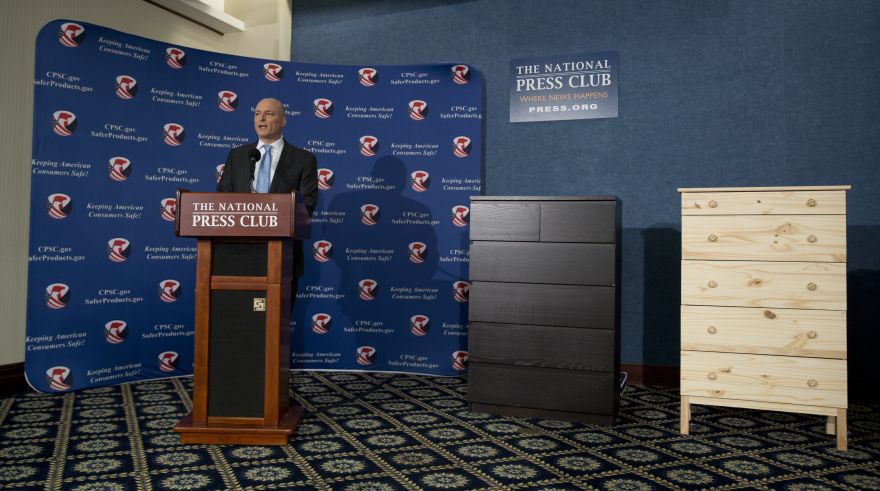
[176,191,310,238]
[173,190,309,445]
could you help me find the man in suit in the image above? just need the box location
[217,97,318,279]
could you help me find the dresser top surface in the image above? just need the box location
[678,185,851,193]
[471,195,617,201]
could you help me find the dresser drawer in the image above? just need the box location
[681,305,846,358]
[539,201,617,243]
[470,201,539,241]
[469,242,615,285]
[468,362,615,414]
[681,351,847,408]
[469,322,615,371]
[681,190,846,216]
[470,282,615,329]
[681,260,846,310]
[682,215,846,262]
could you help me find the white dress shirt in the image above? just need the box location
[252,137,284,191]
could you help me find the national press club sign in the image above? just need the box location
[177,192,294,236]
[509,51,618,123]
[27,20,481,392]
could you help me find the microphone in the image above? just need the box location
[247,148,261,182]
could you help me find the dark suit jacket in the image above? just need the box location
[217,139,318,277]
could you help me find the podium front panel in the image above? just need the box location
[211,242,268,277]
[208,290,266,418]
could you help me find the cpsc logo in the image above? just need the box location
[114,75,138,100]
[313,98,333,118]
[317,168,334,190]
[451,65,470,85]
[410,171,430,192]
[451,205,470,227]
[158,279,181,303]
[313,240,333,262]
[217,90,238,112]
[360,204,380,225]
[108,156,132,181]
[311,313,331,334]
[452,136,471,158]
[356,346,376,366]
[58,22,85,48]
[452,281,470,303]
[410,315,430,336]
[52,110,77,136]
[47,193,72,219]
[165,47,186,69]
[104,320,128,344]
[408,100,428,120]
[358,67,378,87]
[408,242,427,264]
[160,197,176,222]
[358,279,378,301]
[452,350,469,371]
[46,366,72,391]
[263,63,283,81]
[107,238,131,263]
[359,135,378,157]
[162,123,185,146]
[45,283,71,309]
[158,351,179,372]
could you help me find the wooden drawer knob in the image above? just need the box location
[708,200,718,208]
[807,330,818,339]
[707,326,717,334]
[708,234,718,242]
[806,198,817,207]
[807,379,818,388]
[807,282,818,291]
[708,280,718,288]
[707,372,717,380]
[807,234,818,243]
[764,310,776,319]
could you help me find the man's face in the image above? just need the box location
[254,99,286,142]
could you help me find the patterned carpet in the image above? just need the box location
[1,372,879,490]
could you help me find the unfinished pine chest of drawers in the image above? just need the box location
[467,196,620,425]
[678,185,850,450]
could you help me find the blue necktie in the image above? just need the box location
[255,144,271,193]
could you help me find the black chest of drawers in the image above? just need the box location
[467,196,621,425]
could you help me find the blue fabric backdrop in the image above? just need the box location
[27,20,482,392]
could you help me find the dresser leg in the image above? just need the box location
[680,396,690,435]
[836,408,847,451]
[826,415,836,435]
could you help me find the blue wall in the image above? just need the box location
[291,1,880,378]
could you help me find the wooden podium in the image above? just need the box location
[172,190,310,445]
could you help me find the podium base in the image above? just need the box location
[173,406,303,445]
